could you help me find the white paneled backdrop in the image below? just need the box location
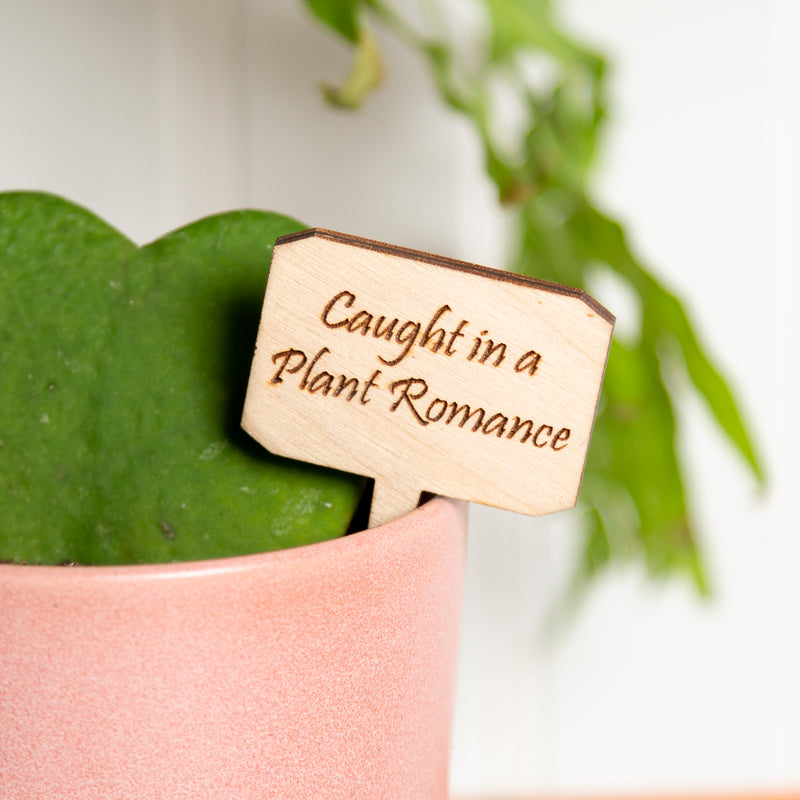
[2,0,798,796]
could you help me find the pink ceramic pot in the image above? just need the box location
[0,497,466,800]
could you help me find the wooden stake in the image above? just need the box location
[369,481,422,529]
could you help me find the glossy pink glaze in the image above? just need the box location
[0,497,466,800]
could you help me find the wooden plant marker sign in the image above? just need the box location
[242,229,614,528]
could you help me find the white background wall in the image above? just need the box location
[2,1,798,796]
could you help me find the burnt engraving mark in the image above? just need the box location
[265,288,575,455]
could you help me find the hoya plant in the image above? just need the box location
[0,193,364,565]
[1,0,761,592]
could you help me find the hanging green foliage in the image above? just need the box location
[302,0,763,593]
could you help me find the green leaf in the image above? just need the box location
[0,192,364,565]
[322,28,385,109]
[571,201,764,484]
[516,192,584,284]
[582,339,706,587]
[484,0,604,74]
[648,286,764,484]
[303,0,361,43]
[301,0,384,109]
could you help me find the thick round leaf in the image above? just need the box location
[0,192,364,565]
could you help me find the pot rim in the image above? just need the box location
[0,495,462,581]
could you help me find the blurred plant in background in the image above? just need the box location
[302,0,763,596]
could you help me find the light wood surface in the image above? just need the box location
[243,229,614,527]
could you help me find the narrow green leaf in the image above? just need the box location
[516,193,584,285]
[303,0,362,43]
[484,0,604,74]
[646,286,765,484]
[322,28,385,109]
[301,0,384,109]
[580,339,708,590]
[571,201,764,484]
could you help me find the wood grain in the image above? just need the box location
[243,229,614,527]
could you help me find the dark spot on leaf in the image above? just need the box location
[159,521,177,540]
